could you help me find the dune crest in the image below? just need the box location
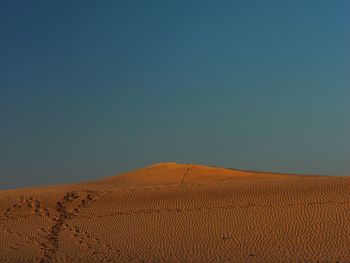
[99,162,287,187]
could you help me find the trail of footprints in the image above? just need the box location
[0,190,112,263]
[180,167,192,184]
[1,196,50,221]
[94,199,350,218]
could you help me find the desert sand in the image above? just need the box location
[0,162,349,262]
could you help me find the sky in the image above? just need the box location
[0,1,349,189]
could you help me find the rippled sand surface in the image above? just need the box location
[1,163,349,262]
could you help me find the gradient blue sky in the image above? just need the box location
[1,1,349,189]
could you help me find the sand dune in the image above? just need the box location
[1,162,349,262]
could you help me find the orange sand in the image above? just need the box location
[1,163,349,262]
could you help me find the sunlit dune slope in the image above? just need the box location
[95,162,289,187]
[1,163,349,263]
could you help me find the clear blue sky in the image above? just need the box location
[1,1,349,189]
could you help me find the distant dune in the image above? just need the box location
[1,163,349,262]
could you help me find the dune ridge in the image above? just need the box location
[97,162,290,187]
[1,163,349,262]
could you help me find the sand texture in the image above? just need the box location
[1,163,349,262]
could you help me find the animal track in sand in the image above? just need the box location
[0,196,51,225]
[92,199,350,218]
[39,190,109,263]
[180,166,192,184]
[0,190,110,263]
